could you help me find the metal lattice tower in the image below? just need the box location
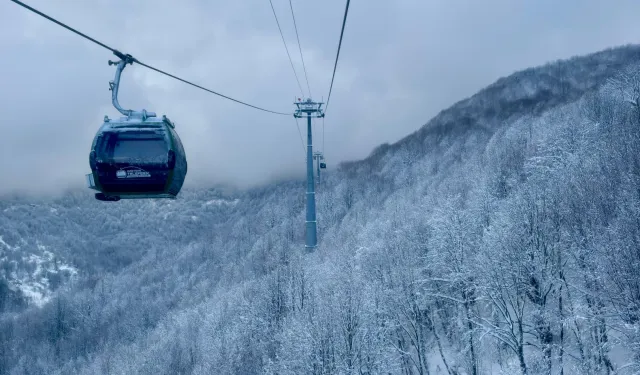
[294,98,325,250]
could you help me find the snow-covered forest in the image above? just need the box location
[2,44,640,374]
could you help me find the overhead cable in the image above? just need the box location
[10,0,291,116]
[268,0,305,98]
[294,117,306,155]
[288,0,312,98]
[324,0,351,113]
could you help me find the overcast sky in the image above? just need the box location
[2,0,640,196]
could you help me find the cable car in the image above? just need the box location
[86,55,187,201]
[320,162,326,169]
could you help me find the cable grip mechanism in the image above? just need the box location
[106,50,155,119]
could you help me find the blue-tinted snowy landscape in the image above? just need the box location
[2,1,640,374]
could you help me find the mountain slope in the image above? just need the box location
[2,44,640,374]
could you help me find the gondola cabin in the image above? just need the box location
[86,113,187,201]
[320,162,326,169]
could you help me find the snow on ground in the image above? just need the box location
[0,237,78,308]
[203,198,239,207]
[0,235,12,249]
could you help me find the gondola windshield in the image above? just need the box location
[99,131,169,164]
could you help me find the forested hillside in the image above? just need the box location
[2,44,640,374]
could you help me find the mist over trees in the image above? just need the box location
[2,45,640,374]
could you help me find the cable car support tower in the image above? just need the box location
[294,99,325,250]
